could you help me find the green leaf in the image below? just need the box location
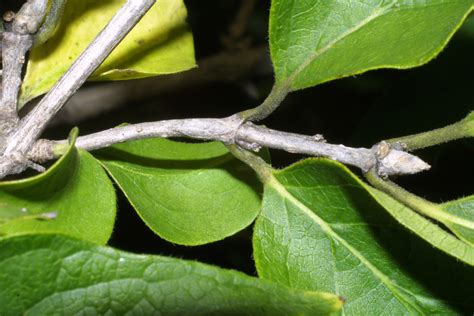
[20,0,195,105]
[465,111,474,137]
[0,234,344,315]
[441,196,474,245]
[365,186,474,264]
[254,159,474,315]
[0,130,116,244]
[270,0,473,90]
[96,138,262,246]
[0,203,57,223]
[460,14,474,38]
[0,203,31,222]
[364,170,474,250]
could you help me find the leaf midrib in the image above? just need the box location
[281,1,396,87]
[280,1,472,89]
[266,174,423,314]
[365,186,474,266]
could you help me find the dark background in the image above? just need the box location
[3,1,473,276]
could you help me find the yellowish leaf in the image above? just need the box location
[20,0,195,106]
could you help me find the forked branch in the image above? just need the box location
[0,0,156,178]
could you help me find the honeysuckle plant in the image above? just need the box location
[0,0,473,314]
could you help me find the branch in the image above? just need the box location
[0,0,156,178]
[1,0,48,136]
[386,112,474,151]
[226,144,273,182]
[0,31,29,134]
[236,125,430,176]
[28,115,430,177]
[238,83,290,121]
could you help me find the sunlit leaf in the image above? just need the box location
[20,0,195,105]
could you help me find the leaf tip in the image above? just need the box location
[67,128,79,145]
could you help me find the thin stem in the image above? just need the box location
[226,144,272,182]
[239,123,375,171]
[0,33,31,125]
[0,0,49,135]
[238,83,290,121]
[28,117,430,177]
[0,0,156,178]
[365,169,474,230]
[386,112,474,151]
